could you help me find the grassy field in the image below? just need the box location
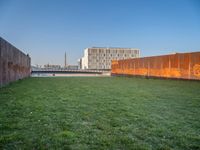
[0,77,200,150]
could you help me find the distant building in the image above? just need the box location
[44,64,61,69]
[67,65,78,70]
[77,59,82,69]
[81,47,140,70]
[64,52,67,68]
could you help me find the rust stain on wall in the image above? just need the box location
[193,64,200,77]
[111,52,200,80]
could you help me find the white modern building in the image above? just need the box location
[80,47,140,70]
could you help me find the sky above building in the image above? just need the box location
[0,0,200,66]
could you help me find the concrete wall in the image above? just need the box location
[112,52,200,80]
[0,37,31,87]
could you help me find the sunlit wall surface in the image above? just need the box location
[111,52,200,80]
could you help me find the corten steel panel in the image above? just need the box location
[0,38,2,87]
[111,52,200,80]
[0,37,31,87]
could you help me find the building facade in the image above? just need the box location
[44,64,61,69]
[77,59,82,69]
[81,47,140,70]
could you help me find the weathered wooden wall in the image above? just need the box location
[111,52,200,80]
[0,37,31,87]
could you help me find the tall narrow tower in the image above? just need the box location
[64,52,67,68]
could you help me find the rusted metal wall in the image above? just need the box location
[0,37,31,87]
[111,52,200,80]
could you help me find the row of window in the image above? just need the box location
[88,49,139,54]
[89,54,137,58]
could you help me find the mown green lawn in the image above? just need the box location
[0,77,200,150]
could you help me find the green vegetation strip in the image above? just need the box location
[0,77,200,149]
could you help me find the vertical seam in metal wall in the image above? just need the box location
[178,54,180,72]
[147,59,150,77]
[188,54,191,79]
[169,56,171,78]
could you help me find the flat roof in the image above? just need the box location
[88,47,140,50]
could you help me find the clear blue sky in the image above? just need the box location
[0,0,199,66]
